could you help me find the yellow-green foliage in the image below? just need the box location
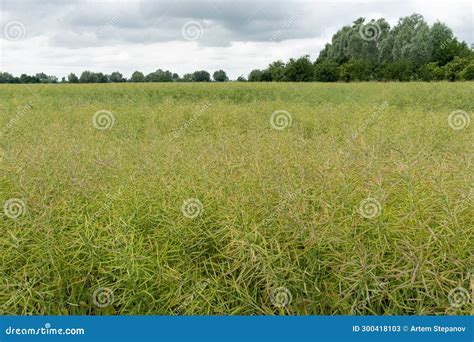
[0,82,472,315]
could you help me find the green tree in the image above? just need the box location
[314,61,339,82]
[192,70,211,82]
[390,14,432,66]
[443,56,470,81]
[130,71,145,82]
[260,69,273,81]
[380,60,416,81]
[460,61,474,80]
[0,72,14,83]
[110,71,125,82]
[68,73,79,83]
[284,56,314,81]
[430,22,455,66]
[95,72,109,83]
[79,71,98,83]
[36,73,49,83]
[181,73,194,82]
[19,74,39,83]
[268,61,286,81]
[47,75,58,83]
[213,70,228,82]
[419,62,445,81]
[339,59,376,81]
[248,69,263,81]
[146,69,174,82]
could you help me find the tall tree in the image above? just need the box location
[79,71,98,83]
[268,61,286,81]
[248,69,263,81]
[146,69,173,82]
[284,56,314,81]
[213,70,228,82]
[193,70,211,82]
[110,71,125,82]
[130,71,145,82]
[68,73,79,83]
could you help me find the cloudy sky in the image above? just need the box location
[0,0,472,79]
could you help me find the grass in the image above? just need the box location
[0,82,472,315]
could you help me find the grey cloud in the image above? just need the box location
[1,0,472,49]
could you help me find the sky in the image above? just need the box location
[0,0,473,79]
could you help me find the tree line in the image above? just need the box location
[0,69,228,84]
[248,14,473,82]
[0,13,472,84]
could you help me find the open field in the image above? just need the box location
[0,83,472,315]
